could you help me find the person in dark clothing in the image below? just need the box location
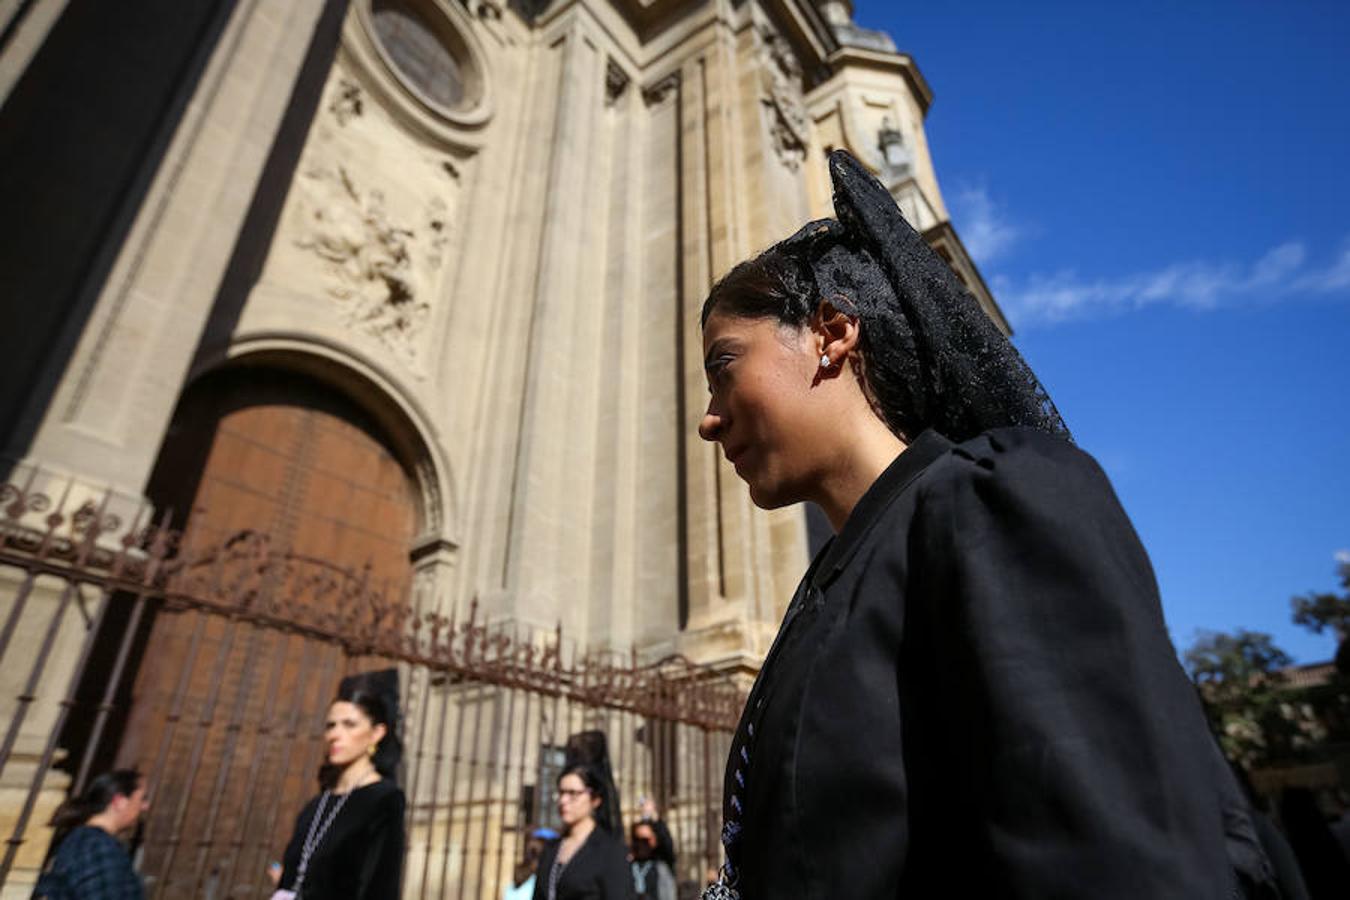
[534,764,634,900]
[696,149,1242,899]
[1224,759,1308,900]
[636,796,677,871]
[33,769,148,900]
[273,670,406,900]
[1279,787,1350,900]
[629,820,676,900]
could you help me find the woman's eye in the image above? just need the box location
[707,357,732,390]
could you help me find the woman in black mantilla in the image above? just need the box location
[696,150,1254,899]
[272,670,406,900]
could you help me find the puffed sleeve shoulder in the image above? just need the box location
[909,427,1234,898]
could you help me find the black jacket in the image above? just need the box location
[722,428,1236,898]
[279,780,404,900]
[534,827,635,900]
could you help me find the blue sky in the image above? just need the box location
[852,1,1350,663]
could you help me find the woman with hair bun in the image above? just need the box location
[34,768,148,899]
[271,670,406,900]
[697,150,1249,899]
[533,764,634,900]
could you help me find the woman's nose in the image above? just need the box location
[698,403,722,442]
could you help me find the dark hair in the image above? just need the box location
[557,763,614,832]
[701,222,1069,444]
[50,769,141,832]
[319,678,403,788]
[629,818,677,868]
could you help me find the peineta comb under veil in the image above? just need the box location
[772,149,1071,443]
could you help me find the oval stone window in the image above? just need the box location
[371,0,468,112]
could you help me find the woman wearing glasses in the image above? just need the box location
[534,764,634,900]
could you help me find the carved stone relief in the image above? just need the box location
[291,162,425,356]
[757,25,809,170]
[329,77,365,126]
[269,71,461,372]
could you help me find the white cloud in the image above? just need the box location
[1294,239,1350,292]
[951,185,1024,265]
[996,237,1350,328]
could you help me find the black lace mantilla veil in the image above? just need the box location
[777,149,1070,443]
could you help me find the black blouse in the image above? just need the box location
[279,779,405,900]
[532,827,635,900]
[721,428,1237,899]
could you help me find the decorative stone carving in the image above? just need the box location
[329,78,364,126]
[877,116,912,177]
[757,25,809,170]
[415,457,444,533]
[292,161,446,367]
[606,59,631,106]
[643,71,680,106]
[262,62,466,372]
[472,0,502,21]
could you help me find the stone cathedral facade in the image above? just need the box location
[0,0,1001,894]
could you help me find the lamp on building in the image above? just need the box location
[878,118,911,176]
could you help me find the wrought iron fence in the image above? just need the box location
[0,468,740,898]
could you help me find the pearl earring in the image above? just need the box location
[820,354,830,369]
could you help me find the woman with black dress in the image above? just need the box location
[533,764,634,900]
[272,671,405,900]
[696,150,1252,899]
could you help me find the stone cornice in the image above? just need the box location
[826,44,933,115]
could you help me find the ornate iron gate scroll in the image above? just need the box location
[0,470,741,898]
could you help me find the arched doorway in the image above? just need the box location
[147,365,419,581]
[92,365,420,897]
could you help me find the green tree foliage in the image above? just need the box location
[1291,555,1350,673]
[1185,629,1293,687]
[1184,630,1300,767]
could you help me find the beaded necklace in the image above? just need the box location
[292,789,351,895]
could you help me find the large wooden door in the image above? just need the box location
[149,367,417,586]
[117,368,418,897]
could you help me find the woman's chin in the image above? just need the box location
[747,477,796,510]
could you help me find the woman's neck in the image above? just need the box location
[814,418,908,532]
[564,815,596,844]
[85,811,120,835]
[335,757,379,794]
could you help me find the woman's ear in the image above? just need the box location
[371,722,388,747]
[812,298,861,369]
